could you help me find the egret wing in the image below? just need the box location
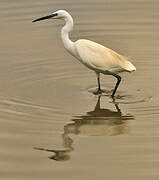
[75,39,135,72]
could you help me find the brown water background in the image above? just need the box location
[0,0,159,179]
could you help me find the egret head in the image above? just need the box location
[32,10,71,22]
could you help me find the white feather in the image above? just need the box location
[75,39,136,74]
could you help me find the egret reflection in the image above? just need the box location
[64,96,134,136]
[34,96,134,161]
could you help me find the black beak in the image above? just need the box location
[32,13,58,22]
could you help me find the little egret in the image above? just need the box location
[32,10,136,99]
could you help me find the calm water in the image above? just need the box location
[0,0,159,179]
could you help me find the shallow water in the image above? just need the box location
[1,0,159,179]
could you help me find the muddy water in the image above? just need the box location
[1,0,159,179]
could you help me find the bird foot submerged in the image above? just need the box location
[108,96,115,103]
[109,89,152,104]
[87,86,135,102]
[88,87,119,103]
[88,86,151,104]
[88,87,110,95]
[93,89,104,95]
[88,86,118,97]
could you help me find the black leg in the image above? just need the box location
[96,73,102,94]
[111,73,121,99]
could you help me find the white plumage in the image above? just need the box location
[75,39,136,74]
[33,10,136,99]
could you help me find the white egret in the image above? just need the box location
[32,10,136,99]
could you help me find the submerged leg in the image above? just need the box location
[111,73,121,99]
[96,72,102,94]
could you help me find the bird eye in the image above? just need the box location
[52,13,58,17]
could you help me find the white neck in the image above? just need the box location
[61,14,75,55]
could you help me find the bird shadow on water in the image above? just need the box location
[34,95,134,161]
